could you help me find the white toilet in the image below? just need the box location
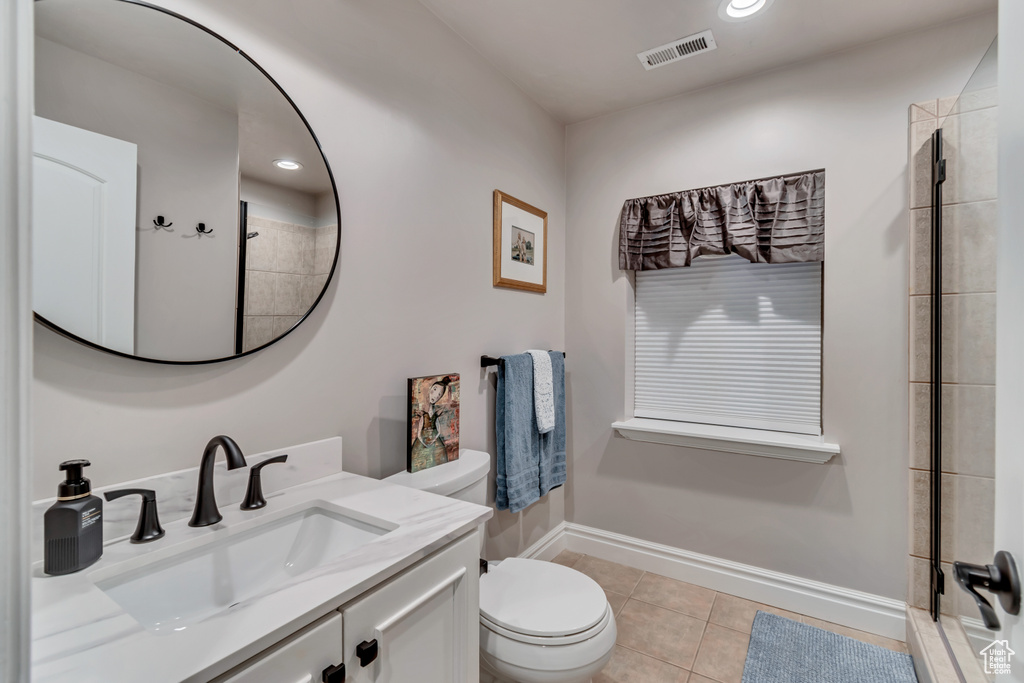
[385,449,616,683]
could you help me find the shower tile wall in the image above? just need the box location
[906,92,997,622]
[242,215,338,352]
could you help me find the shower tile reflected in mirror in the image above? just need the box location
[242,206,337,352]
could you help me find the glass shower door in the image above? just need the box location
[927,38,1024,676]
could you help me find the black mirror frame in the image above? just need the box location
[32,0,341,365]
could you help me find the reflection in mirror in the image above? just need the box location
[32,0,339,363]
[241,199,337,353]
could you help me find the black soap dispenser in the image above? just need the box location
[44,459,103,576]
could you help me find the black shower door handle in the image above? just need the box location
[953,550,1021,630]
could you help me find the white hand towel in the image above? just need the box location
[526,349,555,434]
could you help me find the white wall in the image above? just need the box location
[315,191,336,228]
[995,2,1024,648]
[564,14,996,599]
[240,175,321,227]
[1,0,34,679]
[31,0,565,559]
[35,38,240,360]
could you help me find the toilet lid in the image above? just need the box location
[479,558,608,637]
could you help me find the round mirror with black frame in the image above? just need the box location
[32,0,340,364]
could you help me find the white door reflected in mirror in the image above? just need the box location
[32,116,137,355]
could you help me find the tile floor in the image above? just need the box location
[548,551,909,683]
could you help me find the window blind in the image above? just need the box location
[634,254,822,435]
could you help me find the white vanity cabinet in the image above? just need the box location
[342,531,479,682]
[214,612,344,683]
[212,531,480,683]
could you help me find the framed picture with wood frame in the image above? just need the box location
[493,190,547,293]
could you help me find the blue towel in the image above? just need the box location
[496,352,566,513]
[540,351,566,497]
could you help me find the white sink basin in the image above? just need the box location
[95,506,390,633]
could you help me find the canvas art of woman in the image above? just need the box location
[408,374,460,473]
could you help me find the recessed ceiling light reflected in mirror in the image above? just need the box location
[273,159,303,170]
[719,0,774,21]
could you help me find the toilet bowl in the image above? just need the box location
[384,450,616,683]
[478,558,616,683]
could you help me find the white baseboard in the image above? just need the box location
[518,521,569,562]
[521,522,907,641]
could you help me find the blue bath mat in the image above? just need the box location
[741,612,918,683]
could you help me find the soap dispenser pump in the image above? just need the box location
[44,459,103,576]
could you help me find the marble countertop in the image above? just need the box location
[31,471,492,683]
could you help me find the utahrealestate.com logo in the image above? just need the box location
[981,639,1015,675]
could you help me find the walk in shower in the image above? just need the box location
[909,38,1014,678]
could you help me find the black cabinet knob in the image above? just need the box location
[322,662,345,682]
[356,639,378,667]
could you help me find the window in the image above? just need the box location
[633,254,823,436]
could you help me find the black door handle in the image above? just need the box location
[953,550,1021,630]
[357,639,379,667]
[322,662,345,682]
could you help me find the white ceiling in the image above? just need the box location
[419,0,996,123]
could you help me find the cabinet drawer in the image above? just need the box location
[212,612,343,683]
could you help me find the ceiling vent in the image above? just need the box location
[637,30,717,71]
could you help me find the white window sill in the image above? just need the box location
[611,418,840,464]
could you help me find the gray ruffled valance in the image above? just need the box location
[618,170,825,271]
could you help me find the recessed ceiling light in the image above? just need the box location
[718,0,774,21]
[273,159,303,170]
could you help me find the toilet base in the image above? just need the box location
[480,673,594,683]
[478,624,615,683]
[480,658,601,683]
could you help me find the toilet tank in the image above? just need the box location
[383,449,490,505]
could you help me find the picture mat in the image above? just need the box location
[500,200,545,286]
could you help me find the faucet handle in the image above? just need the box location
[104,488,165,543]
[241,454,288,511]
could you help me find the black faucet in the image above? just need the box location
[188,435,247,527]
